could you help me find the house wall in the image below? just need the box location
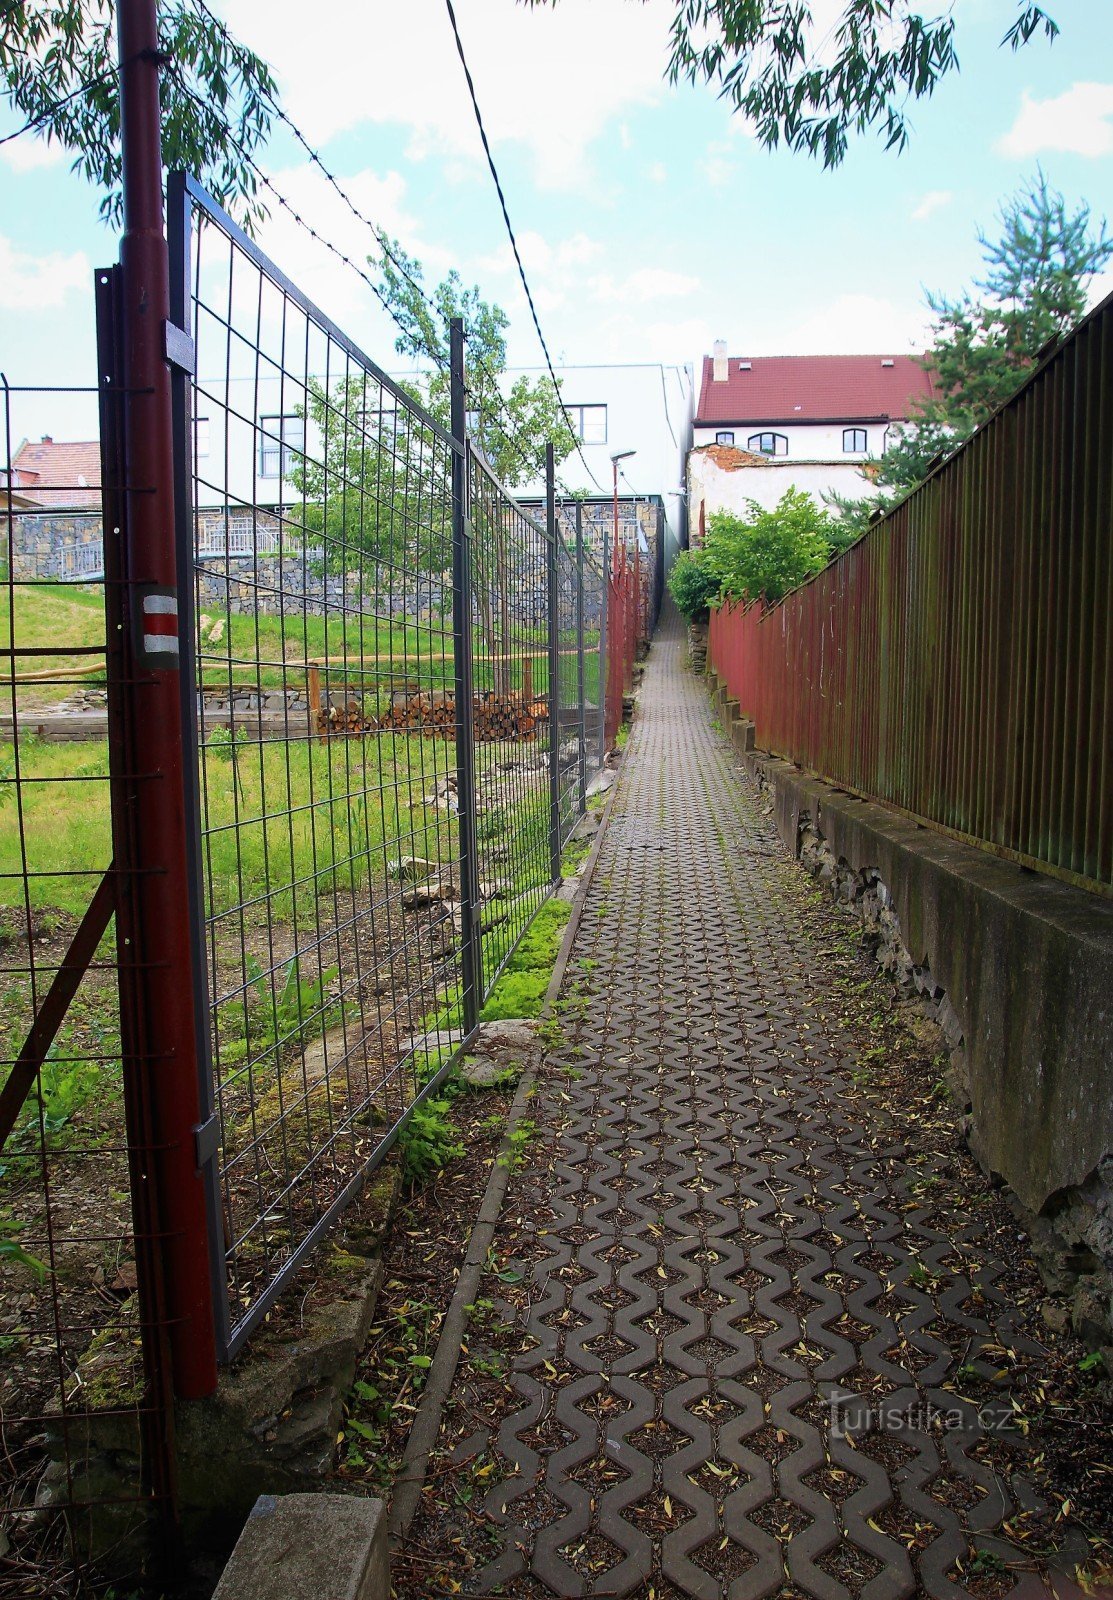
[692,420,894,458]
[688,448,873,535]
[505,362,694,574]
[193,364,695,576]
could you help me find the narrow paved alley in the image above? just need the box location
[399,605,1094,1600]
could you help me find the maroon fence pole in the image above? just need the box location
[115,0,217,1398]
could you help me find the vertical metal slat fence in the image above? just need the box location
[707,287,1113,897]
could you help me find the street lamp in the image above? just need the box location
[610,449,641,656]
[610,449,636,555]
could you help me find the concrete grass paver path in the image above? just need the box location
[406,604,1071,1600]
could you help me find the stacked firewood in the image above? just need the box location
[318,690,550,743]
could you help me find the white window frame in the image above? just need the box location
[747,431,788,457]
[566,403,607,445]
[259,413,305,479]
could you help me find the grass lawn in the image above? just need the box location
[0,582,108,705]
[0,730,460,920]
[1,583,602,712]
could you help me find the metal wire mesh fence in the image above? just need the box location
[0,381,175,1586]
[606,536,639,751]
[0,177,636,1593]
[467,448,558,995]
[170,175,614,1354]
[173,177,466,1355]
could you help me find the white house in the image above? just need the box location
[689,342,933,536]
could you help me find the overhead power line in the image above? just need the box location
[175,5,589,493]
[440,0,605,494]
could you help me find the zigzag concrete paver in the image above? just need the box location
[417,603,1067,1600]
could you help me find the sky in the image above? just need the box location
[2,0,1113,444]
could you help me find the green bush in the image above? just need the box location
[704,488,839,604]
[667,549,720,622]
[673,488,853,614]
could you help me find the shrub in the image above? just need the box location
[704,488,839,605]
[667,549,720,621]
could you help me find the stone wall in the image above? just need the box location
[9,504,447,619]
[11,510,104,580]
[709,672,1113,1351]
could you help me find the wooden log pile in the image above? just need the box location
[318,690,550,743]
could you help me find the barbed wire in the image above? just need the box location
[184,0,602,494]
[440,0,605,494]
[168,51,564,490]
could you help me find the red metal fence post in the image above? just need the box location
[113,0,217,1397]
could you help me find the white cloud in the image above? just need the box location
[912,189,953,222]
[590,267,700,303]
[648,161,668,183]
[997,82,1113,159]
[699,140,737,190]
[223,0,673,191]
[1,133,66,175]
[745,293,932,356]
[472,230,605,326]
[0,236,88,310]
[1088,265,1113,310]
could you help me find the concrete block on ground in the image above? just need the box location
[213,1493,389,1600]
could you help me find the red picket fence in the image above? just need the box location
[707,287,1113,896]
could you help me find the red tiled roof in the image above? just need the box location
[10,438,102,509]
[695,353,934,426]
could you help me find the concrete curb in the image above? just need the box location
[388,768,626,1540]
[212,1492,388,1600]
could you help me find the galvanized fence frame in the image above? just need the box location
[167,173,604,1357]
[0,25,623,1586]
[708,288,1113,896]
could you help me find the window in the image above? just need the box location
[843,427,868,453]
[195,417,210,458]
[566,403,607,445]
[715,430,735,446]
[747,431,788,457]
[259,413,305,478]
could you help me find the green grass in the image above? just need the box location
[0,583,596,705]
[0,730,457,919]
[480,898,571,1021]
[0,582,107,703]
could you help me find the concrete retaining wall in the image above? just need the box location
[709,672,1113,1347]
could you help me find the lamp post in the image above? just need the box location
[610,449,637,678]
[610,449,636,560]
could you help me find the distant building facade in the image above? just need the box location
[689,343,933,537]
[506,361,695,572]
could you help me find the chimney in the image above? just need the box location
[712,340,728,383]
[41,434,53,445]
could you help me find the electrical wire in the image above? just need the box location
[174,15,563,489]
[441,0,605,494]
